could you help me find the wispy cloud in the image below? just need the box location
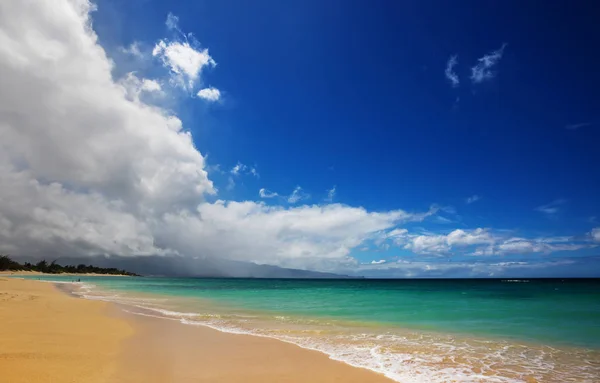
[465,195,481,204]
[591,228,600,242]
[445,55,459,87]
[119,42,144,59]
[565,122,593,130]
[259,188,279,198]
[288,186,309,204]
[165,12,180,31]
[535,199,567,218]
[470,43,507,84]
[325,186,336,202]
[433,216,454,224]
[231,162,246,176]
[230,162,258,177]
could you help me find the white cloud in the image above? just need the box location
[387,228,408,238]
[231,162,246,176]
[445,55,459,87]
[0,0,444,270]
[0,0,213,256]
[228,163,258,190]
[371,260,386,265]
[197,87,221,102]
[259,188,279,198]
[470,43,507,84]
[465,195,481,204]
[118,73,164,101]
[395,227,592,256]
[495,238,589,255]
[158,202,431,268]
[152,29,216,90]
[591,228,600,242]
[288,186,309,204]
[141,79,162,92]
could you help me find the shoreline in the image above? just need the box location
[0,270,134,277]
[114,304,395,383]
[0,277,394,383]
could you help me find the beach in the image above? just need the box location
[0,277,394,383]
[0,277,132,383]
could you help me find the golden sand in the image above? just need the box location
[1,278,393,383]
[0,278,132,383]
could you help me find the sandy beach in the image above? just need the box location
[0,277,132,383]
[0,271,131,277]
[0,278,394,383]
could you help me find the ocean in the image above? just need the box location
[24,276,600,382]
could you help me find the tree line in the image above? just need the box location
[0,254,139,276]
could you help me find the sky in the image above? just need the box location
[0,0,599,277]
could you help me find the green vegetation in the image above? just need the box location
[0,254,139,276]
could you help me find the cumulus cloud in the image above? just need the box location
[389,227,593,256]
[445,55,459,87]
[0,0,443,271]
[156,202,433,268]
[371,260,386,265]
[0,0,214,256]
[152,14,216,91]
[470,43,507,84]
[153,39,215,90]
[197,87,221,102]
[465,195,481,204]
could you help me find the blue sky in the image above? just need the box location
[1,0,599,277]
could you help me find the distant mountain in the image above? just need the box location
[13,255,356,279]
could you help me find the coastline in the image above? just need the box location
[0,270,133,277]
[0,278,394,383]
[115,305,395,383]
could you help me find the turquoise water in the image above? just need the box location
[21,275,600,382]
[30,275,600,348]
